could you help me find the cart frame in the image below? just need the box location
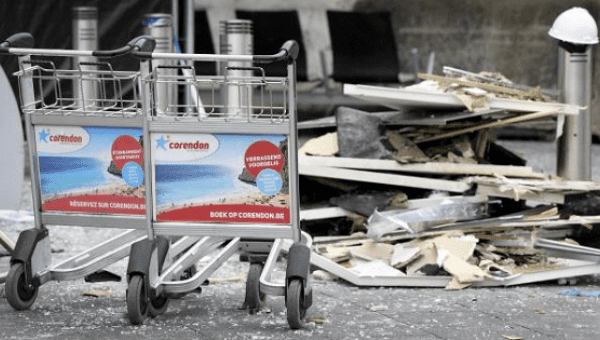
[0,33,156,311]
[125,40,313,328]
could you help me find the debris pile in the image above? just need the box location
[298,70,600,289]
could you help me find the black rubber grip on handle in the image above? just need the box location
[128,35,156,54]
[253,40,299,64]
[91,36,155,58]
[0,32,35,53]
[129,35,156,59]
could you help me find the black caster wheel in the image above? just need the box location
[243,262,265,313]
[127,275,149,325]
[286,279,306,329]
[5,263,38,310]
[148,294,170,317]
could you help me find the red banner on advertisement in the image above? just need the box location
[42,194,145,215]
[111,135,144,169]
[244,140,284,177]
[157,204,290,224]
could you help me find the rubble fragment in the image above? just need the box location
[336,106,390,159]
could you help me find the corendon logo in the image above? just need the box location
[48,134,83,144]
[154,133,219,162]
[36,126,90,153]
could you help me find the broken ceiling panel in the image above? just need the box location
[343,83,581,114]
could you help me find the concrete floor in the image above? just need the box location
[1,139,600,340]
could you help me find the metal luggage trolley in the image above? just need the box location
[0,33,156,310]
[126,40,313,328]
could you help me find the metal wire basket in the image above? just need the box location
[143,64,289,124]
[15,59,141,118]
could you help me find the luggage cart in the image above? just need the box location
[126,40,313,328]
[0,33,156,310]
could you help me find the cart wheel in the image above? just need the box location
[286,279,306,329]
[127,275,149,325]
[148,294,170,317]
[244,262,265,313]
[5,263,38,310]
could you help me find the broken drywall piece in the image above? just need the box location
[475,244,505,262]
[445,277,472,290]
[348,240,395,262]
[385,130,430,163]
[298,132,339,156]
[390,243,421,268]
[431,233,478,261]
[479,259,513,278]
[336,106,391,159]
[313,270,339,281]
[471,175,600,204]
[349,260,406,277]
[317,245,352,263]
[424,136,478,164]
[453,91,489,112]
[437,249,490,286]
[406,241,439,275]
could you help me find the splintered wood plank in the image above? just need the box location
[299,155,546,178]
[313,233,368,245]
[469,176,600,192]
[476,183,568,204]
[415,109,559,144]
[300,207,353,221]
[299,164,471,193]
[417,73,543,100]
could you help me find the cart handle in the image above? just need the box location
[254,40,299,64]
[122,35,156,56]
[131,39,299,64]
[0,33,155,57]
[0,32,35,53]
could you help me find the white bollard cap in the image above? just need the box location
[549,7,599,45]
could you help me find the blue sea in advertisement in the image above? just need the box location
[39,156,116,195]
[39,157,253,205]
[155,164,251,207]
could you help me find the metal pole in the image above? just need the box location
[185,0,195,108]
[143,13,176,115]
[287,57,301,243]
[220,20,253,117]
[556,42,594,180]
[72,6,98,109]
[549,8,599,180]
[171,0,178,38]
